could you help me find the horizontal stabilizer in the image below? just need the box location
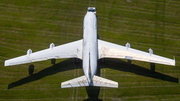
[92,75,118,88]
[61,76,89,88]
[61,75,118,88]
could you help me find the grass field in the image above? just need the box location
[0,0,180,100]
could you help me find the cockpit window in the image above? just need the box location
[88,9,96,12]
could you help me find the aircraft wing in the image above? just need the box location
[5,39,83,66]
[98,39,175,66]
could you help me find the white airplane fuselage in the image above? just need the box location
[83,12,97,85]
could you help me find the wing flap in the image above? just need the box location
[98,39,175,66]
[5,39,83,66]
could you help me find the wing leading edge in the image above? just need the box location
[5,39,83,66]
[98,39,175,66]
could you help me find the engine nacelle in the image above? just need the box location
[126,43,131,49]
[27,49,32,56]
[50,43,55,50]
[149,48,153,55]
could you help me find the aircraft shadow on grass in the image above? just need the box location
[8,59,81,89]
[100,58,178,83]
[8,58,178,101]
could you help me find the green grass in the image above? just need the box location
[0,0,180,101]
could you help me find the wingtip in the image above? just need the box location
[173,56,176,66]
[4,61,7,67]
[4,60,11,67]
[4,61,9,67]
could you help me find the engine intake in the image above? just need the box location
[149,48,153,56]
[27,49,32,56]
[50,43,55,50]
[126,43,131,49]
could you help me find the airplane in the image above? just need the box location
[5,7,175,88]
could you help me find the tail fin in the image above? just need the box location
[61,75,118,88]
